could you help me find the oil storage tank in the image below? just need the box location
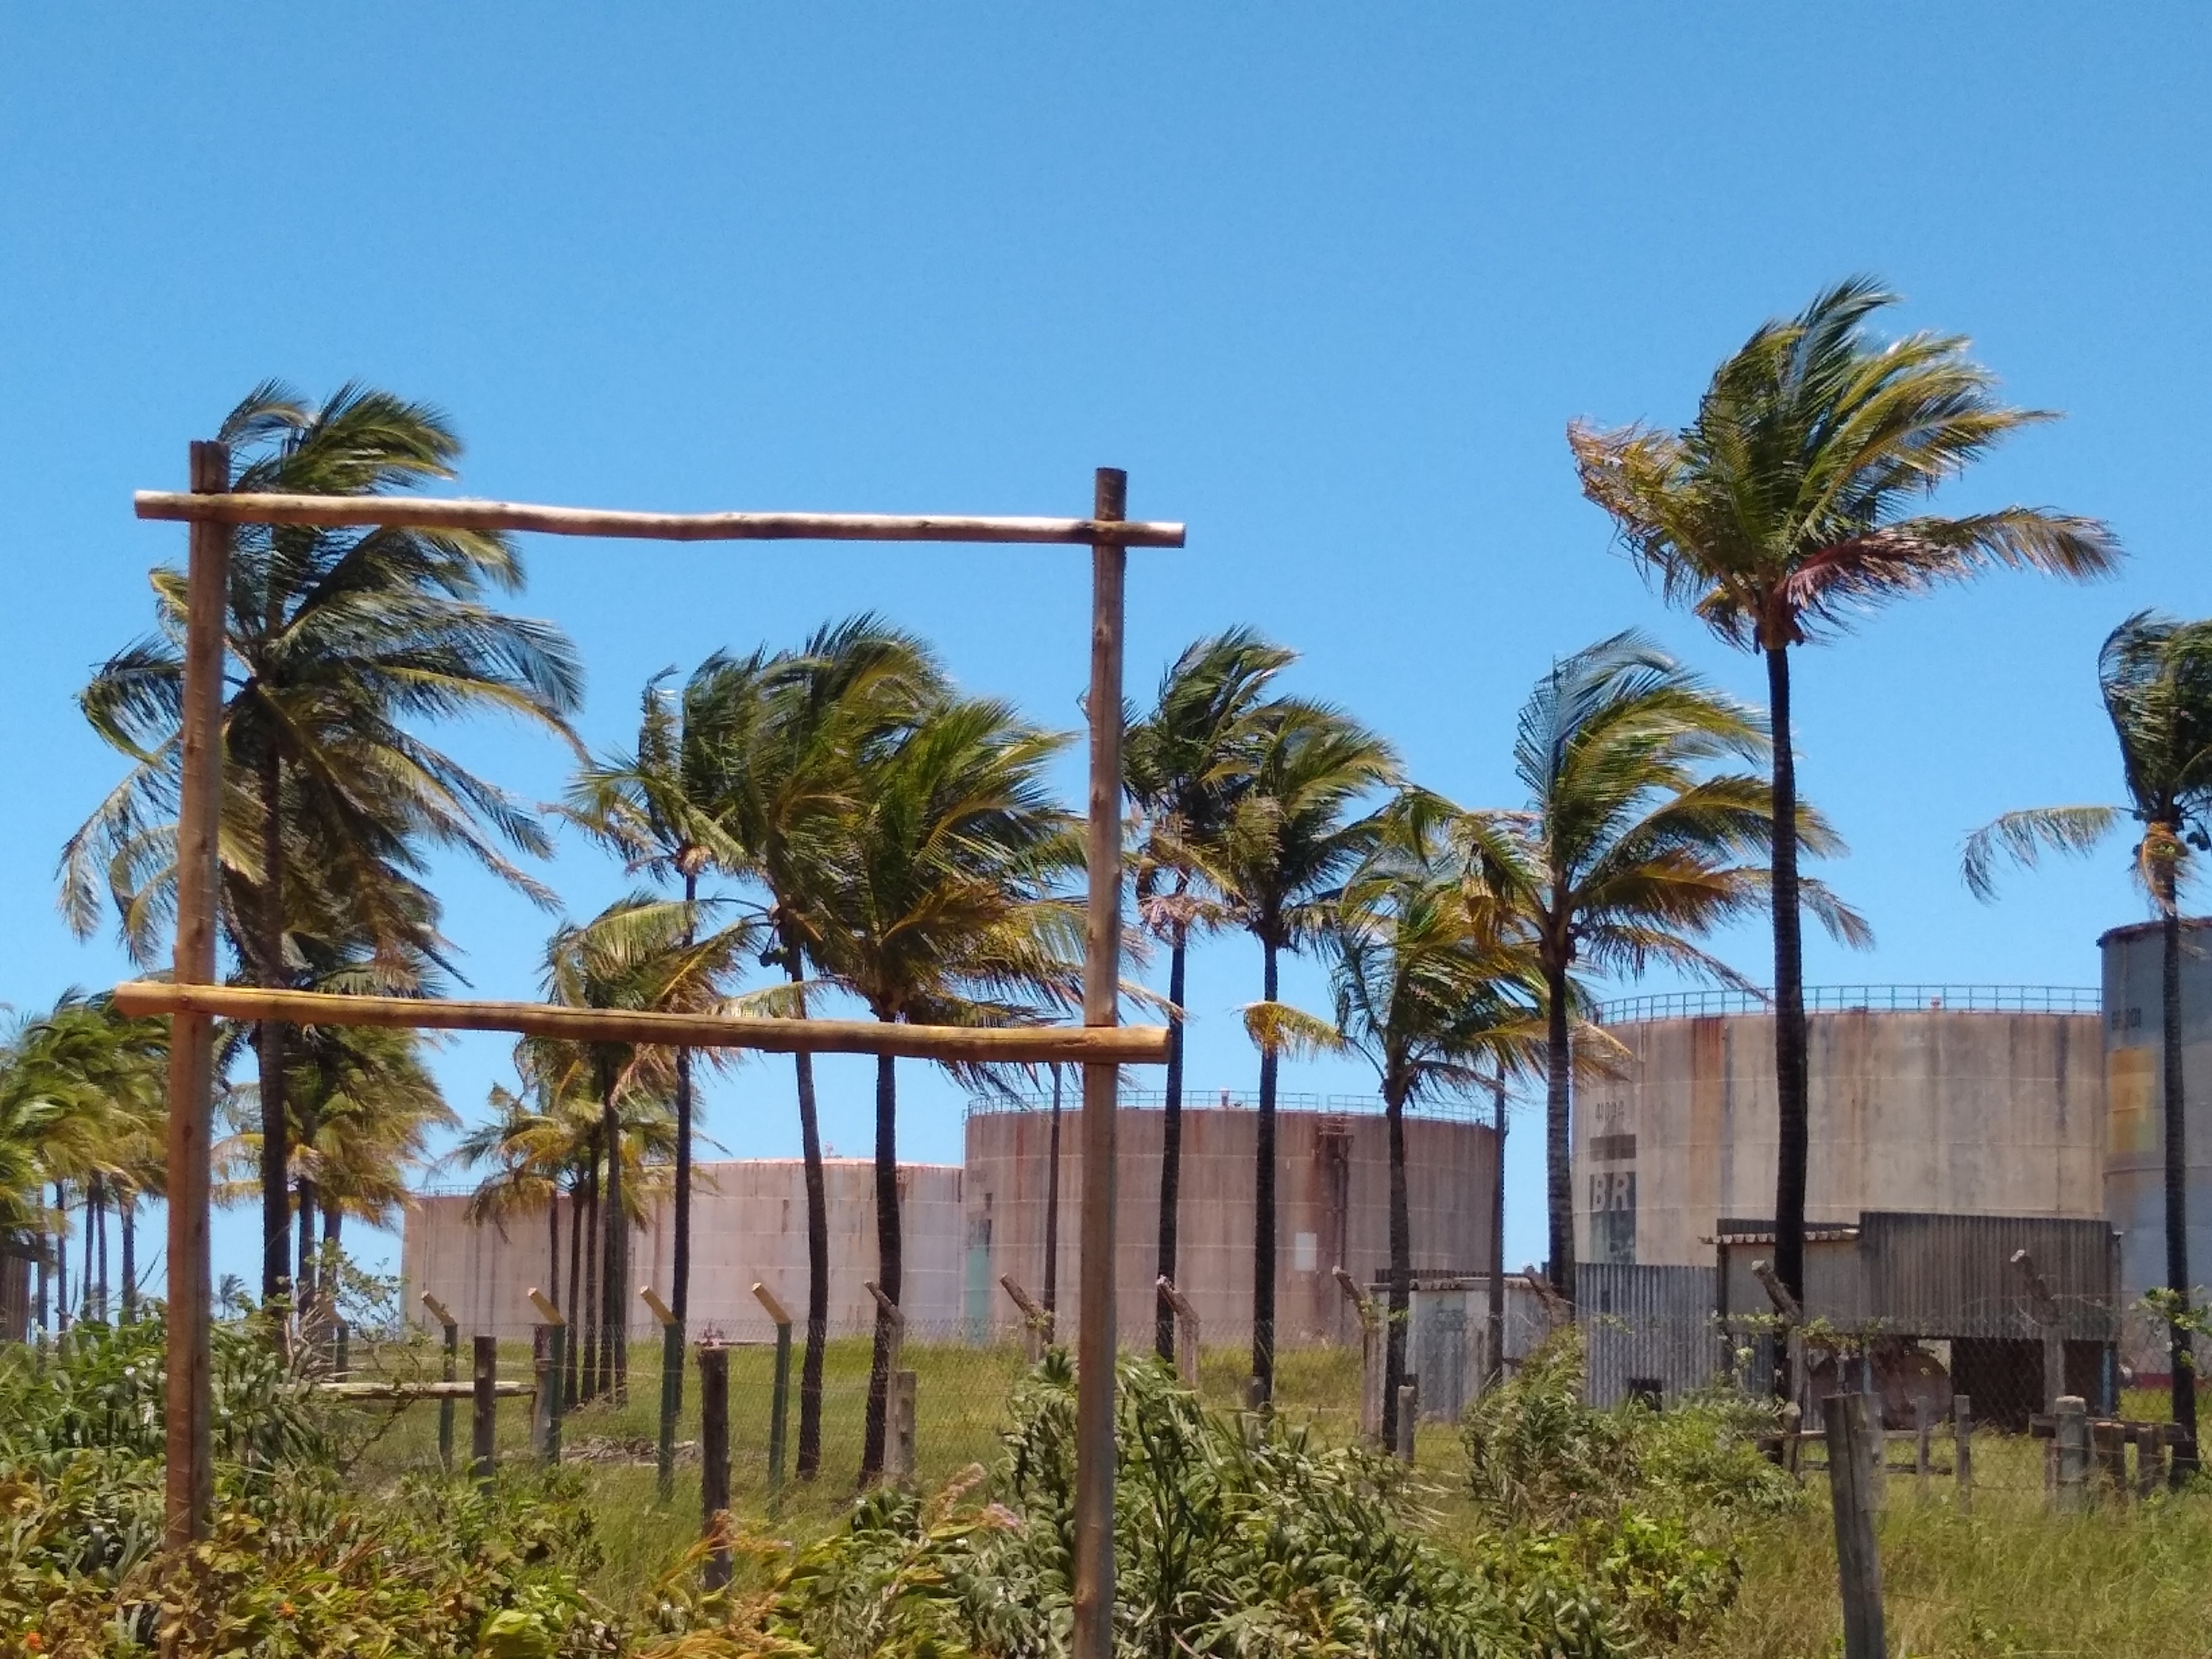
[965,1089,1498,1348]
[2100,918,2212,1352]
[1574,986,2105,1269]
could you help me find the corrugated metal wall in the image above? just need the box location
[1577,1262,1723,1408]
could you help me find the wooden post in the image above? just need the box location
[161,439,229,1547]
[888,1369,918,1485]
[424,1293,461,1469]
[1781,1401,1803,1479]
[642,1285,680,1500]
[1157,1276,1201,1389]
[471,1334,498,1484]
[530,1288,564,1464]
[1823,1392,1886,1659]
[1954,1394,1973,1513]
[1914,1396,1932,1500]
[698,1343,731,1590]
[1002,1274,1052,1361]
[2136,1422,2162,1500]
[1394,1381,1418,1462]
[2096,1420,2129,1498]
[332,1320,350,1380]
[1333,1266,1385,1440]
[1073,467,1129,1659]
[2055,1395,2088,1513]
[753,1283,792,1508]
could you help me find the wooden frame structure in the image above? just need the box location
[142,455,1179,1659]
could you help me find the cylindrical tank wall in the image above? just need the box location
[1574,1010,2106,1267]
[402,1158,966,1343]
[966,1105,1497,1348]
[2100,918,2212,1318]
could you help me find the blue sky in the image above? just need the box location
[4,6,2208,1291]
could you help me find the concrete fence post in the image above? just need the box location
[2055,1395,2089,1514]
[888,1370,918,1485]
[422,1293,459,1471]
[1394,1380,1418,1463]
[1156,1277,1202,1390]
[529,1288,565,1464]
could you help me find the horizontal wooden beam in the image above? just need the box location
[111,981,1169,1066]
[134,491,1186,548]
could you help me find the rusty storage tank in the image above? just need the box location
[1573,986,2105,1269]
[2100,918,2212,1346]
[403,1158,966,1343]
[963,1089,1498,1348]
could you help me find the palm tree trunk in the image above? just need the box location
[1043,1064,1062,1316]
[53,1184,68,1334]
[258,750,293,1312]
[564,1171,585,1407]
[2162,888,2199,1476]
[1252,938,1280,1403]
[35,1217,49,1338]
[296,1102,320,1324]
[787,941,831,1481]
[671,870,697,1417]
[1155,927,1188,1360]
[1488,1072,1507,1388]
[120,1196,137,1323]
[598,1062,627,1405]
[1765,643,1810,1347]
[580,1133,602,1402]
[90,1176,109,1322]
[549,1184,562,1311]
[1381,1085,1412,1449]
[862,1051,900,1483]
[1544,959,1575,1301]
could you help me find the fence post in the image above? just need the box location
[2055,1395,2089,1514]
[1954,1394,1973,1513]
[1780,1401,1803,1479]
[1394,1381,1418,1463]
[422,1293,459,1471]
[529,1289,566,1465]
[887,1368,919,1485]
[642,1285,681,1501]
[1823,1392,1886,1659]
[865,1280,906,1381]
[1750,1259,1804,1409]
[2096,1420,2129,1498]
[1913,1396,1932,1500]
[471,1334,498,1485]
[1156,1277,1202,1390]
[1001,1274,1053,1362]
[697,1343,731,1591]
[332,1319,350,1381]
[2136,1422,2163,1501]
[1332,1266,1385,1441]
[753,1282,793,1512]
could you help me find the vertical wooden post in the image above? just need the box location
[1823,1392,1886,1659]
[425,1293,460,1469]
[1394,1381,1418,1462]
[1913,1396,1932,1500]
[642,1285,680,1500]
[1073,467,1128,1659]
[2097,1420,2129,1498]
[529,1288,565,1464]
[2055,1395,2088,1513]
[1781,1401,1803,1480]
[888,1369,918,1484]
[698,1343,731,1590]
[161,440,229,1547]
[1954,1395,1973,1513]
[2136,1422,2162,1501]
[471,1334,498,1484]
[753,1282,792,1510]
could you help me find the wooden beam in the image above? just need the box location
[136,490,1187,548]
[111,981,1170,1065]
[163,439,228,1548]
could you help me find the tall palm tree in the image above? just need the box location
[1332,827,1542,1448]
[65,381,583,1306]
[1125,629,1294,1360]
[807,693,1082,1482]
[1444,632,1864,1299]
[542,894,751,1401]
[1570,278,2118,1306]
[1212,701,1398,1401]
[687,617,943,1477]
[1964,611,2212,1473]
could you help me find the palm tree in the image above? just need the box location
[1964,611,2212,1473]
[807,693,1082,1482]
[1444,632,1864,1299]
[542,894,751,1401]
[456,1082,586,1327]
[1212,700,1398,1401]
[1570,278,2119,1306]
[65,381,583,1306]
[1332,827,1542,1447]
[687,617,943,1478]
[1126,629,1294,1360]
